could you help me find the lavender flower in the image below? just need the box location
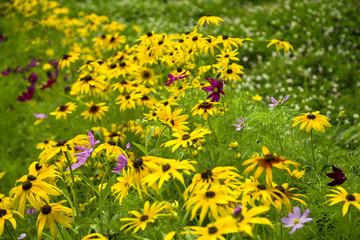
[202,78,225,102]
[233,117,246,131]
[33,113,48,119]
[67,131,100,170]
[112,153,128,174]
[280,206,313,234]
[233,204,242,216]
[326,165,346,186]
[18,233,27,239]
[26,208,37,214]
[269,95,289,107]
[164,70,190,86]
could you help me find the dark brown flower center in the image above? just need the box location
[62,54,71,60]
[35,163,42,170]
[84,75,92,81]
[57,140,67,147]
[208,226,218,234]
[346,194,356,201]
[90,105,99,113]
[110,63,117,69]
[275,186,285,193]
[257,184,266,190]
[222,35,229,40]
[22,181,32,190]
[59,105,68,111]
[162,164,171,172]
[0,209,7,217]
[108,139,116,146]
[205,191,216,198]
[147,32,153,37]
[192,36,198,41]
[182,134,190,140]
[125,95,131,100]
[41,205,52,215]
[227,69,233,74]
[133,158,144,169]
[120,62,126,67]
[142,71,151,79]
[201,101,210,107]
[140,215,149,221]
[44,140,49,144]
[264,154,275,161]
[307,113,316,120]
[27,175,37,181]
[201,169,213,180]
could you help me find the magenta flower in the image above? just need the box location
[67,131,100,170]
[233,116,246,131]
[112,153,128,174]
[233,204,243,216]
[1,67,11,76]
[269,95,289,107]
[41,79,57,89]
[164,70,190,86]
[17,85,35,102]
[281,206,313,234]
[202,78,225,102]
[326,165,346,186]
[26,208,38,214]
[126,143,131,150]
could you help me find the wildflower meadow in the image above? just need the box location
[1,0,359,239]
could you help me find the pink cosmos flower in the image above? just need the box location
[280,206,313,234]
[233,116,246,131]
[269,95,289,107]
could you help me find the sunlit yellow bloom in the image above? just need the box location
[50,102,77,120]
[36,201,73,239]
[191,100,219,120]
[0,206,21,236]
[120,201,166,233]
[197,15,224,28]
[325,187,360,216]
[284,166,305,179]
[58,52,80,69]
[112,169,132,206]
[82,233,108,240]
[81,101,109,122]
[266,39,294,53]
[36,138,57,150]
[242,146,300,185]
[163,128,211,152]
[115,91,142,112]
[216,49,239,63]
[156,105,189,132]
[272,182,308,212]
[105,124,126,144]
[252,95,262,101]
[292,111,331,132]
[92,140,126,157]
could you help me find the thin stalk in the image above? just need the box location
[99,163,110,234]
[56,222,66,240]
[155,126,166,156]
[4,224,16,240]
[207,117,218,164]
[63,151,80,221]
[171,178,184,202]
[310,129,316,171]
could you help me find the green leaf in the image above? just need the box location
[101,174,117,204]
[132,141,147,155]
[146,126,156,144]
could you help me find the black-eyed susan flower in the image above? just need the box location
[266,39,294,53]
[182,218,237,240]
[272,183,308,212]
[156,105,189,132]
[120,201,165,233]
[191,100,219,120]
[0,206,20,236]
[292,111,331,132]
[36,201,73,239]
[105,124,125,144]
[163,128,211,152]
[50,102,77,120]
[82,233,108,240]
[71,73,107,96]
[36,138,57,150]
[142,158,196,189]
[197,15,224,28]
[92,139,126,157]
[184,184,237,224]
[325,187,360,216]
[115,91,142,112]
[112,168,132,205]
[216,49,239,63]
[81,101,109,122]
[242,146,300,185]
[58,52,80,69]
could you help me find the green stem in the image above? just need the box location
[171,178,184,202]
[310,129,316,171]
[56,222,66,240]
[207,117,218,165]
[4,224,16,240]
[155,126,166,156]
[63,151,80,221]
[99,163,110,234]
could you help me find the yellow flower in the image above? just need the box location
[156,106,189,133]
[292,111,331,132]
[36,201,73,239]
[272,182,308,212]
[82,233,108,240]
[242,146,300,185]
[325,187,360,216]
[58,52,80,69]
[191,100,219,120]
[197,15,224,27]
[81,101,109,122]
[115,91,142,112]
[50,102,77,120]
[36,138,57,150]
[266,39,294,53]
[120,201,166,233]
[163,128,211,152]
[252,95,262,101]
[112,168,132,206]
[0,172,6,179]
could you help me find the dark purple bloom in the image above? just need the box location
[28,59,41,68]
[67,131,100,170]
[17,85,35,102]
[112,153,128,174]
[41,79,57,89]
[0,35,4,43]
[281,206,313,234]
[164,70,190,86]
[202,78,225,102]
[269,95,290,107]
[1,67,11,76]
[28,73,38,84]
[13,66,24,74]
[326,165,346,186]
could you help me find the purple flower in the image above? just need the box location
[326,165,346,186]
[280,206,313,234]
[26,208,37,214]
[126,143,131,150]
[67,131,100,170]
[17,85,35,102]
[1,67,11,76]
[18,233,27,239]
[269,95,289,107]
[33,113,48,119]
[41,79,57,89]
[202,78,225,102]
[112,154,128,174]
[164,70,190,86]
[233,116,246,131]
